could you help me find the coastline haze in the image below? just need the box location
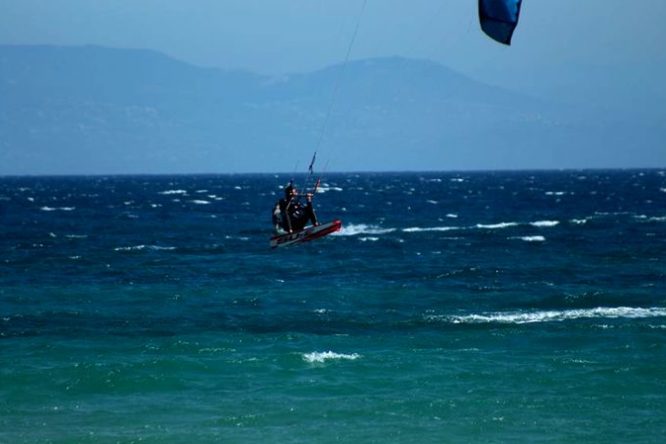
[0,1,664,173]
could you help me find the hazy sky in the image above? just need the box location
[1,1,665,172]
[2,0,665,86]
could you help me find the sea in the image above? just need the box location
[1,169,665,443]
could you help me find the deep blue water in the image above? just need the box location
[1,170,665,443]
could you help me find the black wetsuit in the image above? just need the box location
[277,197,317,232]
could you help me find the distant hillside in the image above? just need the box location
[1,45,662,174]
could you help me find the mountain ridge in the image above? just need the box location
[1,44,662,174]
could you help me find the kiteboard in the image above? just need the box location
[270,219,342,249]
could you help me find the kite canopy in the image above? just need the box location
[479,0,522,45]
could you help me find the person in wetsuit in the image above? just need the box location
[272,183,318,234]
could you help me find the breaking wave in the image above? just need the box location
[114,245,177,252]
[302,351,361,363]
[332,223,396,236]
[428,307,666,325]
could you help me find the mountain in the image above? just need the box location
[0,45,662,174]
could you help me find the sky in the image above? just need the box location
[2,0,665,91]
[1,0,665,172]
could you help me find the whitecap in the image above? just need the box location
[571,218,588,225]
[475,222,518,229]
[510,236,545,242]
[303,351,361,363]
[359,237,379,242]
[40,206,75,212]
[159,189,187,195]
[432,307,666,325]
[450,178,465,182]
[545,191,566,196]
[317,186,343,193]
[530,220,559,228]
[331,223,396,236]
[402,226,459,233]
[446,213,458,219]
[114,245,176,252]
[426,200,438,205]
[190,200,211,205]
[637,215,666,222]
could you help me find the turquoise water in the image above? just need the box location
[1,170,665,442]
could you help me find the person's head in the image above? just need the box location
[284,184,297,199]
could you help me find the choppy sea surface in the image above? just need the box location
[1,170,665,443]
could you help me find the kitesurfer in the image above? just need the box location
[273,183,318,234]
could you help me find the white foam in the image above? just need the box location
[303,351,361,363]
[638,216,666,222]
[190,200,211,205]
[530,220,559,228]
[426,200,438,205]
[317,186,343,193]
[510,235,546,242]
[40,206,75,212]
[545,191,566,196]
[159,189,187,195]
[660,188,666,193]
[114,245,176,252]
[446,213,458,218]
[475,222,518,229]
[402,226,459,233]
[331,223,396,236]
[571,218,588,225]
[359,237,379,242]
[435,307,666,325]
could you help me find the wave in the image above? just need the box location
[510,235,545,242]
[475,222,519,229]
[317,185,343,193]
[158,189,187,195]
[332,223,396,236]
[114,245,177,252]
[530,220,559,228]
[428,307,666,325]
[40,206,75,212]
[634,215,666,222]
[302,351,361,363]
[402,226,460,233]
[190,200,211,205]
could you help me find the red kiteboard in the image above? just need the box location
[270,219,342,249]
